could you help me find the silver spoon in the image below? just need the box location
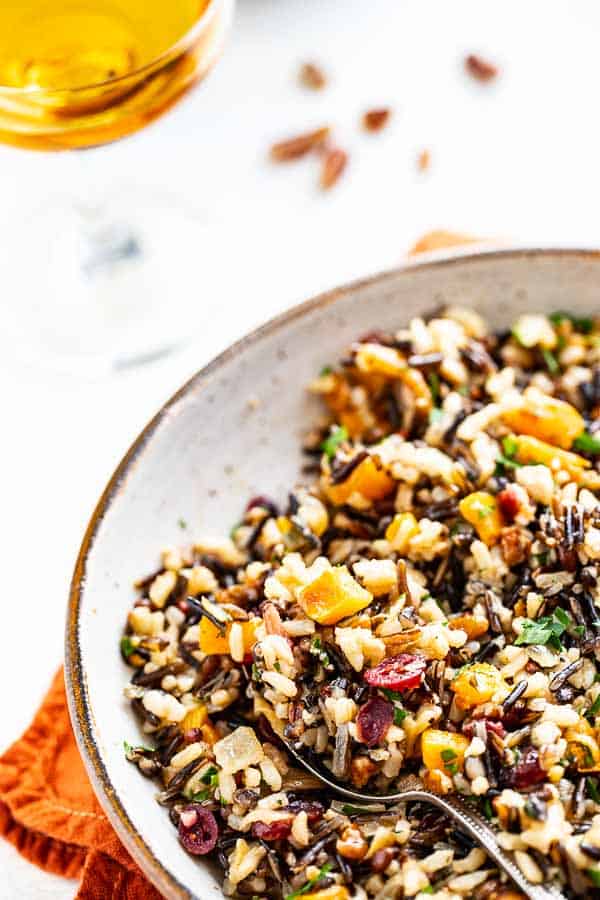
[283,741,565,900]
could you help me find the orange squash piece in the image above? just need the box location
[299,567,372,625]
[448,614,489,640]
[451,663,505,708]
[199,616,261,657]
[510,434,590,480]
[501,391,584,450]
[421,729,469,772]
[325,455,394,506]
[458,491,504,545]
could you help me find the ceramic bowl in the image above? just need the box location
[66,247,600,899]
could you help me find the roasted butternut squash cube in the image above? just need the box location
[385,512,420,553]
[325,456,394,506]
[501,390,584,450]
[448,614,489,640]
[299,566,372,625]
[181,705,209,732]
[421,728,469,773]
[199,616,261,656]
[451,663,505,708]
[510,434,590,481]
[458,491,503,545]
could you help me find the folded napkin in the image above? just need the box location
[0,668,163,899]
[0,230,476,898]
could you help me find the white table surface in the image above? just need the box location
[2,0,600,895]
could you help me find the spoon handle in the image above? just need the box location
[283,743,563,900]
[403,788,564,900]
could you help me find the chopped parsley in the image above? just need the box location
[310,637,330,666]
[588,778,600,804]
[123,739,153,755]
[440,748,457,762]
[191,789,211,802]
[251,663,262,682]
[482,797,494,820]
[320,365,333,376]
[381,688,405,702]
[321,424,348,459]
[573,431,600,455]
[285,863,333,900]
[201,766,218,785]
[445,762,459,775]
[549,311,594,334]
[120,636,135,658]
[393,707,407,726]
[495,435,523,473]
[574,624,586,638]
[587,867,600,887]
[428,372,441,405]
[177,518,187,530]
[541,347,559,375]
[515,608,571,651]
[421,888,434,895]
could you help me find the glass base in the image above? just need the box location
[0,189,224,376]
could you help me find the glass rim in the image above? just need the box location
[0,0,223,96]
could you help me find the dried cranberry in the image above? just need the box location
[497,487,520,522]
[356,697,393,747]
[364,654,427,691]
[178,805,218,855]
[252,819,292,841]
[505,746,546,789]
[286,799,324,823]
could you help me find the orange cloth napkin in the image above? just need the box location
[0,669,163,899]
[0,230,476,898]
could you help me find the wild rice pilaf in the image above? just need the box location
[122,307,600,899]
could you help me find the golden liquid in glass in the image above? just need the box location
[0,0,223,149]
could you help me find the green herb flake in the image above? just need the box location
[229,522,241,539]
[445,762,459,775]
[178,518,188,530]
[382,688,405,702]
[428,372,441,405]
[191,789,210,802]
[201,766,218,785]
[321,424,349,459]
[285,863,333,900]
[549,311,594,334]
[515,609,571,651]
[482,797,494,820]
[587,867,600,887]
[320,365,333,376]
[574,624,586,637]
[587,778,600,804]
[393,707,407,725]
[573,432,600,455]
[251,663,262,682]
[120,636,135,659]
[440,748,457,762]
[421,888,435,895]
[502,435,520,459]
[541,348,559,375]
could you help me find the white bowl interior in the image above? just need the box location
[70,249,600,898]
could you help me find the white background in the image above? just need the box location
[2,0,600,895]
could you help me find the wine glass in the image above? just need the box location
[0,0,235,375]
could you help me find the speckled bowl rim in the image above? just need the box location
[65,245,600,899]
